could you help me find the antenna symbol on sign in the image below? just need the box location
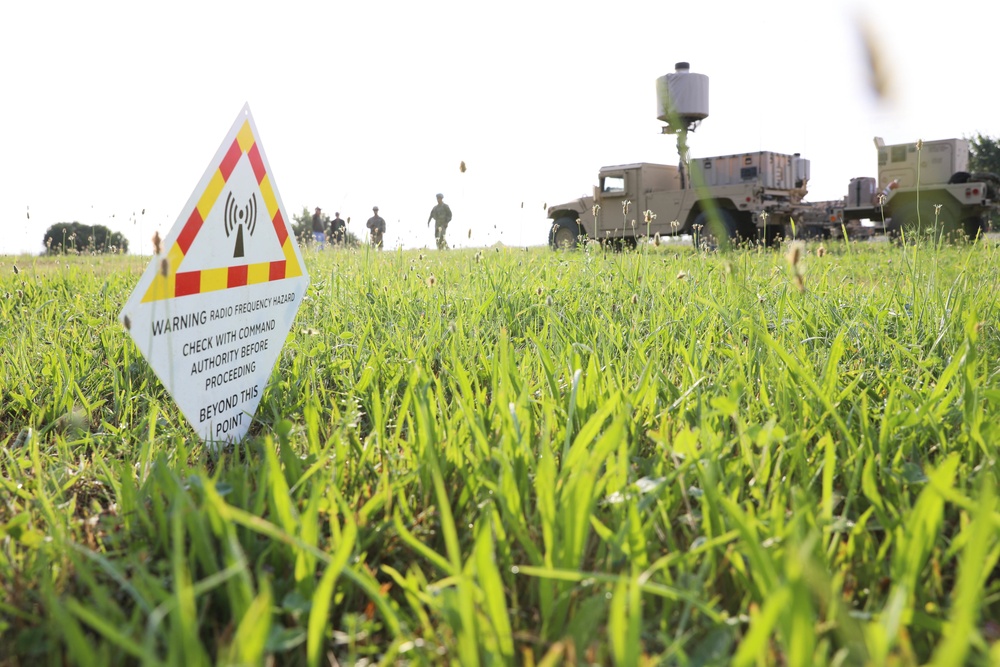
[224,192,258,258]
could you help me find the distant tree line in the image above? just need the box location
[969,134,1000,231]
[969,133,1000,176]
[43,222,129,254]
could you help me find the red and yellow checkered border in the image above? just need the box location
[142,120,302,303]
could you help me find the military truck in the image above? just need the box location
[547,152,812,249]
[838,137,997,239]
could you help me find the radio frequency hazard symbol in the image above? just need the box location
[139,108,304,303]
[119,103,310,448]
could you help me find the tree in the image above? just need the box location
[42,222,129,254]
[968,133,1000,175]
[291,207,314,244]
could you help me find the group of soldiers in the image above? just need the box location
[310,194,452,251]
[310,208,347,249]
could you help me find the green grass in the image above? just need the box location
[1,238,999,666]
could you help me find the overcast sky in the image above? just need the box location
[3,0,998,255]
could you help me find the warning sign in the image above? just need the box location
[120,103,310,446]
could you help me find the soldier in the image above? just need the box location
[427,193,452,250]
[366,206,386,249]
[311,206,327,249]
[330,211,346,245]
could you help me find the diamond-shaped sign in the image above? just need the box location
[120,103,310,446]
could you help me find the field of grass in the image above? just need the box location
[1,237,999,666]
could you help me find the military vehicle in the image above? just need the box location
[547,62,814,249]
[547,63,997,248]
[546,152,812,249]
[839,137,997,239]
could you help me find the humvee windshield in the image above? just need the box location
[602,175,625,193]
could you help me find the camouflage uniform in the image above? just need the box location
[366,208,385,249]
[427,195,452,250]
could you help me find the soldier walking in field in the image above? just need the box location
[427,193,452,250]
[330,212,346,245]
[366,206,385,249]
[311,206,327,249]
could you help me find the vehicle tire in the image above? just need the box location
[963,216,985,241]
[811,225,833,240]
[734,213,757,245]
[549,217,582,250]
[889,199,961,241]
[692,209,737,251]
[764,223,783,248]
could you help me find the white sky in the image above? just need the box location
[2,0,998,255]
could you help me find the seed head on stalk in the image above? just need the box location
[152,231,162,255]
[786,240,806,292]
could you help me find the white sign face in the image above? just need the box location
[120,104,309,446]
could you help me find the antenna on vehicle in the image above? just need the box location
[656,62,710,189]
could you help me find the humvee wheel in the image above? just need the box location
[550,217,582,249]
[692,209,737,251]
[963,215,985,241]
[764,222,783,248]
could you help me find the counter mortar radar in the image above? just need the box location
[547,60,810,250]
[657,62,709,191]
[656,62,709,134]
